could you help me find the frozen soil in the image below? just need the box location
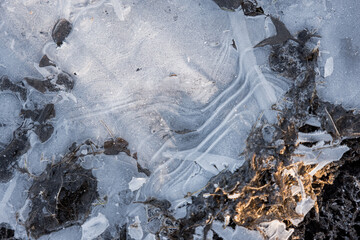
[292,138,360,240]
[25,144,99,239]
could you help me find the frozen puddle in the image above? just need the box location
[0,0,359,239]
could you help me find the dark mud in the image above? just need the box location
[25,146,98,239]
[52,19,72,46]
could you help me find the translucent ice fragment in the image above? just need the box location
[324,57,334,77]
[81,213,109,240]
[258,220,294,240]
[128,177,147,191]
[128,216,143,240]
[212,221,262,240]
[291,196,315,226]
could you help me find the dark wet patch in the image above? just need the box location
[231,39,237,50]
[0,223,16,240]
[37,103,56,124]
[240,0,264,16]
[255,17,320,79]
[34,124,54,143]
[26,147,98,239]
[39,55,56,68]
[119,224,128,240]
[136,162,151,177]
[104,137,131,156]
[56,73,75,91]
[20,109,40,121]
[212,0,264,16]
[269,42,309,79]
[0,128,29,182]
[25,77,59,93]
[320,103,360,138]
[212,0,241,11]
[298,124,320,133]
[21,104,55,125]
[52,19,72,47]
[136,197,171,211]
[25,74,74,93]
[0,76,30,182]
[132,152,151,176]
[255,16,296,48]
[135,198,177,238]
[172,129,195,134]
[0,76,27,101]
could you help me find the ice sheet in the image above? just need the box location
[0,0,357,239]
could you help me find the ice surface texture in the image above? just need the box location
[0,0,359,239]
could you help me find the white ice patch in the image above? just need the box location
[0,93,22,149]
[110,0,131,21]
[128,177,147,191]
[292,142,349,176]
[291,196,315,226]
[81,213,109,240]
[258,220,294,240]
[293,131,349,175]
[324,57,334,77]
[128,216,143,240]
[0,175,18,223]
[165,150,243,175]
[304,117,321,128]
[296,131,332,144]
[212,221,262,240]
